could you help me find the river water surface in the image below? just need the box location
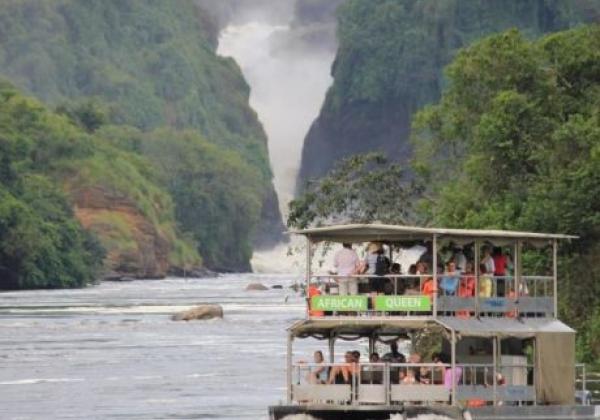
[0,275,310,420]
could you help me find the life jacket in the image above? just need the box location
[421,278,437,297]
[308,285,324,317]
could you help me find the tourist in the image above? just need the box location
[479,264,493,298]
[362,353,383,384]
[328,351,356,384]
[492,247,507,297]
[417,262,436,297]
[481,247,495,279]
[307,282,324,317]
[382,341,406,363]
[453,246,467,272]
[333,243,360,295]
[362,242,389,294]
[457,261,476,318]
[308,350,328,384]
[439,353,462,403]
[388,262,403,295]
[440,260,460,296]
[401,367,418,384]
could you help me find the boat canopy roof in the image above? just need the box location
[290,223,577,244]
[289,317,574,339]
[289,318,443,339]
[437,317,575,338]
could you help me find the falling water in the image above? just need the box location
[215,3,337,273]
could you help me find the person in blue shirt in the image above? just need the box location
[440,260,460,296]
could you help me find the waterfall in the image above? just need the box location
[215,2,337,273]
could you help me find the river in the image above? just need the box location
[0,275,309,420]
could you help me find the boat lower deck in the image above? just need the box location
[270,404,600,420]
[269,404,462,419]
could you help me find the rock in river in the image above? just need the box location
[245,282,269,291]
[171,305,223,321]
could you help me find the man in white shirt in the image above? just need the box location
[334,243,359,295]
[453,246,467,272]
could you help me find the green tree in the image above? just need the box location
[288,153,421,229]
[412,25,600,362]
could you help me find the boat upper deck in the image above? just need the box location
[291,224,577,321]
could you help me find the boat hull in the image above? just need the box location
[269,404,600,420]
[268,404,462,419]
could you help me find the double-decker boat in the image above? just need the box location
[269,223,599,420]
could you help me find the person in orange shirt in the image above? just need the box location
[308,283,324,317]
[416,262,434,295]
[457,261,476,318]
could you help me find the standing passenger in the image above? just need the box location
[334,243,359,295]
[492,247,507,297]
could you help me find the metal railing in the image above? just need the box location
[290,362,536,406]
[576,364,600,405]
[308,274,555,319]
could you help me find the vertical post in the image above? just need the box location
[328,335,335,363]
[451,329,457,406]
[513,241,518,294]
[533,337,537,405]
[552,239,558,318]
[369,336,375,356]
[493,336,498,406]
[287,332,293,403]
[433,234,438,318]
[474,240,480,318]
[515,240,521,295]
[306,237,312,297]
[583,364,587,395]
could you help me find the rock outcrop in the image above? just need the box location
[245,282,269,291]
[172,305,224,321]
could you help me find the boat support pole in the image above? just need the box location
[493,335,498,406]
[451,329,457,406]
[553,239,558,317]
[329,333,335,363]
[474,240,480,318]
[306,237,311,301]
[287,332,293,403]
[433,234,438,318]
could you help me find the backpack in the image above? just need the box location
[374,254,388,276]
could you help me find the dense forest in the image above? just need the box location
[412,25,600,364]
[297,0,600,190]
[289,24,600,364]
[0,0,284,287]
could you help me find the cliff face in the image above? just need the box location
[297,0,598,189]
[72,187,170,278]
[0,0,286,276]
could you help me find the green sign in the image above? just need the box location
[311,295,368,311]
[374,295,431,311]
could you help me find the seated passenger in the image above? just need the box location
[328,351,357,384]
[401,367,419,384]
[308,350,328,384]
[440,260,460,296]
[362,353,383,384]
